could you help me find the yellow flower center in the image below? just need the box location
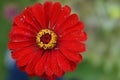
[36,29,57,50]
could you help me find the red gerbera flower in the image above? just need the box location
[8,1,87,80]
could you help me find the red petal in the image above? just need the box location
[22,7,41,31]
[9,26,36,39]
[11,45,38,59]
[59,41,86,52]
[49,77,56,80]
[56,50,71,72]
[32,3,48,28]
[13,21,36,34]
[59,47,82,63]
[44,1,53,25]
[18,66,26,71]
[25,49,42,76]
[51,50,64,77]
[44,52,53,77]
[54,5,71,31]
[61,22,84,37]
[8,41,35,50]
[35,52,48,76]
[40,73,56,80]
[55,14,79,34]
[39,73,48,78]
[9,34,35,42]
[49,2,61,29]
[16,52,35,67]
[14,13,39,32]
[70,61,77,71]
[60,31,87,42]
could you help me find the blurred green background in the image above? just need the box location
[0,0,120,80]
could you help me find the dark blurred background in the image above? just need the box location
[0,0,120,80]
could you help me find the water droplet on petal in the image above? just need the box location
[20,17,25,23]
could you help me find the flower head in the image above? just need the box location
[8,2,87,80]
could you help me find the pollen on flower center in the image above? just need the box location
[36,29,57,50]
